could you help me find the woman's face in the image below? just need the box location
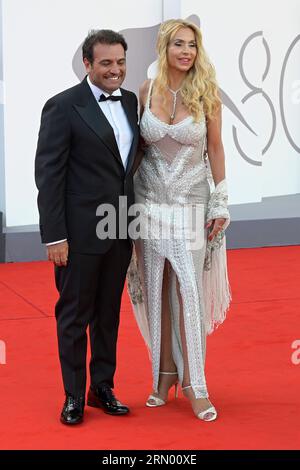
[167,27,197,73]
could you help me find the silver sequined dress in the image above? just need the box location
[127,81,231,399]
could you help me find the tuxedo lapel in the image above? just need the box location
[121,91,139,175]
[73,79,123,168]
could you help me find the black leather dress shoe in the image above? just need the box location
[60,394,85,425]
[87,383,129,415]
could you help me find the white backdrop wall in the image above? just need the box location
[1,0,300,227]
[181,0,300,202]
[2,0,163,227]
[261,1,300,197]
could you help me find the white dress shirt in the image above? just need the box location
[87,75,133,168]
[47,76,133,246]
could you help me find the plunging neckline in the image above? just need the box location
[147,106,193,127]
[146,79,194,127]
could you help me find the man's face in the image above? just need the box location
[84,42,126,93]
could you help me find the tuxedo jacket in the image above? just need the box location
[35,77,139,254]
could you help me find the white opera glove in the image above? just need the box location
[204,178,230,271]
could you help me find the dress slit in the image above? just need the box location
[143,240,209,399]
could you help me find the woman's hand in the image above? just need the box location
[205,218,226,241]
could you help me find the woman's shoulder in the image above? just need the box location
[139,79,152,94]
[139,79,152,104]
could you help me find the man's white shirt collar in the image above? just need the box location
[87,75,122,101]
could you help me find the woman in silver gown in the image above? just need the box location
[128,19,231,421]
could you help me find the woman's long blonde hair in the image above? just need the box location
[155,19,221,121]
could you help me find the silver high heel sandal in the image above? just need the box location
[146,372,178,407]
[182,386,217,421]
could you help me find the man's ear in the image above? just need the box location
[83,57,92,73]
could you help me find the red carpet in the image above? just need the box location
[0,246,299,450]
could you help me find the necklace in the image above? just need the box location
[167,86,181,123]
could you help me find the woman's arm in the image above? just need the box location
[205,103,229,240]
[206,104,226,186]
[132,80,151,174]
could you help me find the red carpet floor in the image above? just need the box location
[0,246,299,450]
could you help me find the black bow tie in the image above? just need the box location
[99,93,122,102]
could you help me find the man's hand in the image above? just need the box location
[205,218,226,242]
[47,241,69,267]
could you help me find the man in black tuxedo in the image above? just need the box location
[35,30,139,425]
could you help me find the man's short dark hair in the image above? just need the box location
[82,29,128,64]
